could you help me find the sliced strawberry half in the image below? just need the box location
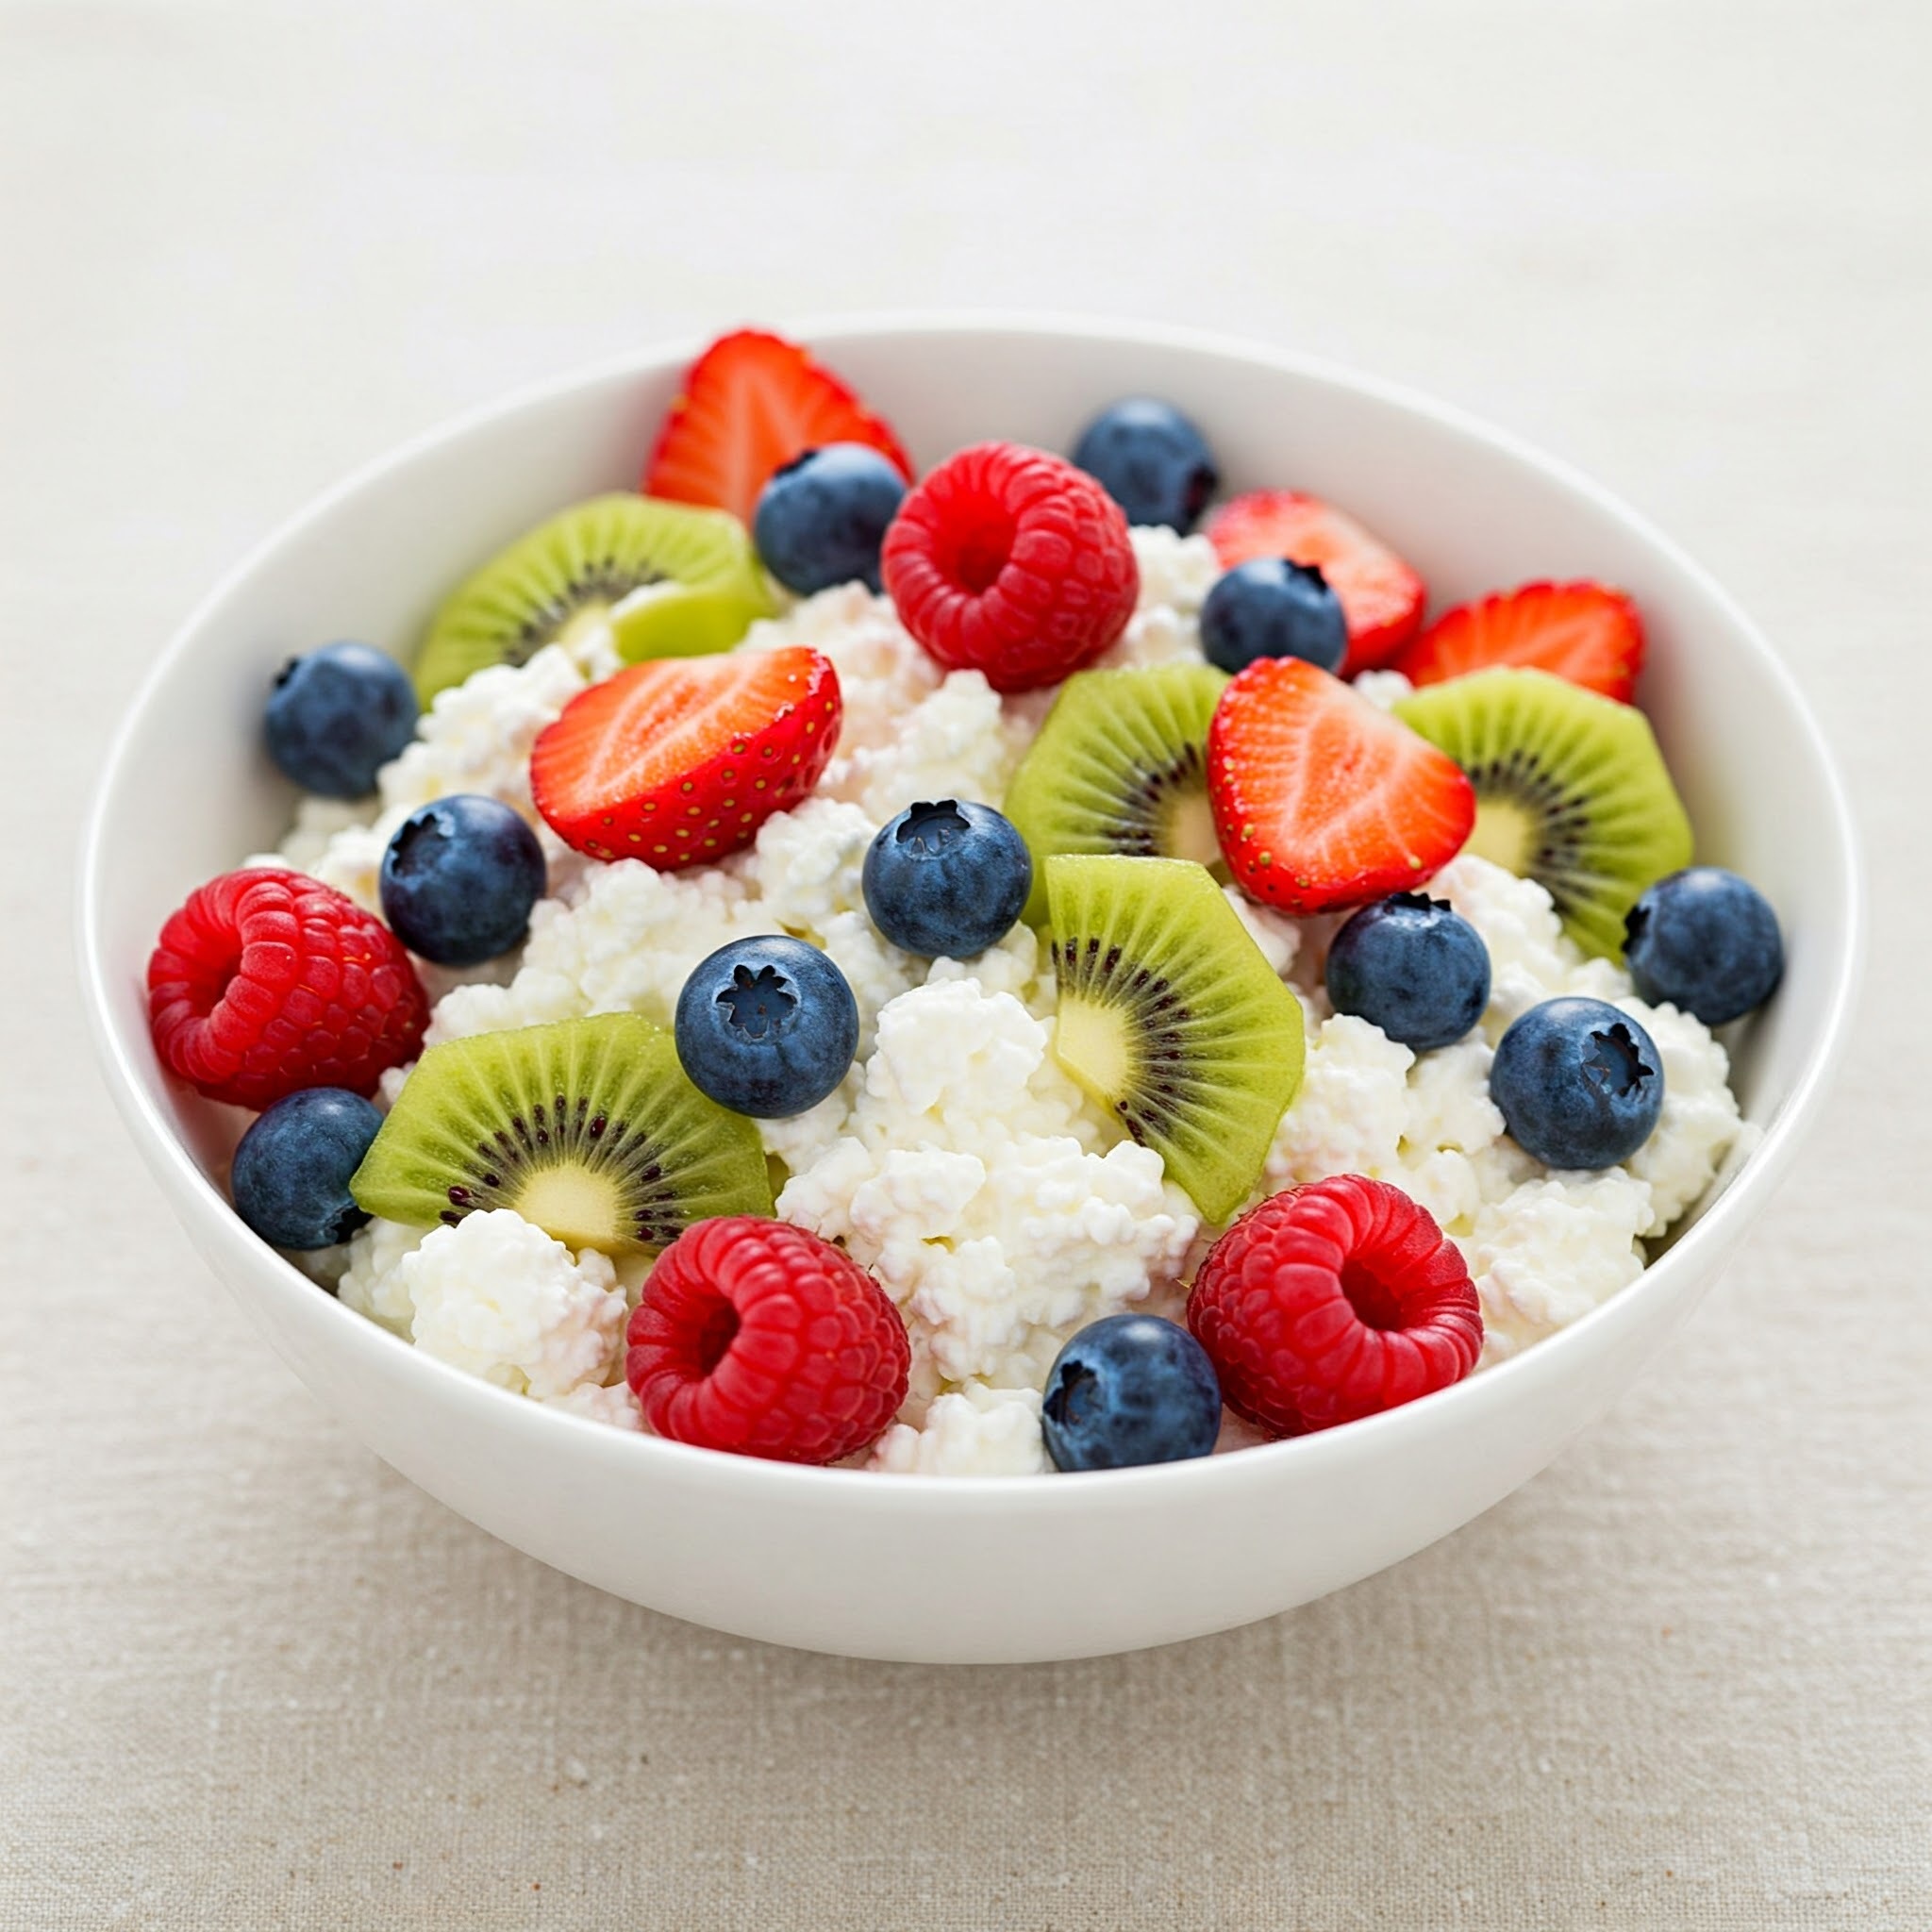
[1208,657,1474,915]
[1204,490,1425,675]
[531,646,841,868]
[644,329,913,526]
[1392,580,1645,703]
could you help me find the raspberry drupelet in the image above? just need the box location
[881,441,1139,692]
[626,1217,910,1464]
[1188,1174,1482,1436]
[146,867,428,1110]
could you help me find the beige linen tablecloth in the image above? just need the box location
[3,2,1925,1924]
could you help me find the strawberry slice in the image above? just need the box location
[1204,491,1425,675]
[1208,657,1474,915]
[1392,580,1645,703]
[644,329,913,526]
[531,646,841,868]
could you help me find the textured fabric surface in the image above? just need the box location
[3,2,1927,1925]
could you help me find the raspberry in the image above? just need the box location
[626,1217,910,1464]
[146,868,428,1110]
[1187,1175,1482,1437]
[881,441,1139,692]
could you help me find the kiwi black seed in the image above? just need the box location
[412,493,774,704]
[1046,854,1304,1225]
[1002,662,1230,923]
[350,1013,773,1253]
[1395,667,1693,958]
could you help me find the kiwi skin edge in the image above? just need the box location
[1005,662,1229,925]
[349,1013,774,1256]
[1045,854,1304,1227]
[413,494,775,705]
[1394,666,1693,960]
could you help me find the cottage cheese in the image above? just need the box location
[544,1378,646,1431]
[1245,854,1744,1361]
[1103,527,1221,671]
[777,980,1198,1387]
[869,1381,1051,1476]
[1468,1173,1655,1362]
[250,643,595,912]
[425,854,765,1044]
[1612,994,1751,1237]
[264,525,1752,1468]
[386,1208,626,1401]
[337,1215,425,1336]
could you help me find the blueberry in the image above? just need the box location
[1490,996,1665,1170]
[752,442,908,595]
[230,1087,384,1251]
[1041,1314,1223,1472]
[1199,558,1348,675]
[675,935,858,1118]
[861,798,1033,959]
[1624,867,1784,1026]
[1325,893,1491,1052]
[264,641,418,798]
[379,794,546,966]
[1070,397,1219,533]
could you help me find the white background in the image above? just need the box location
[3,2,1926,1924]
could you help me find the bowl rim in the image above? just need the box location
[76,308,1866,1504]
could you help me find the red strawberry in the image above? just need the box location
[644,329,913,526]
[530,646,841,868]
[1208,657,1474,914]
[1204,490,1424,675]
[1392,580,1645,703]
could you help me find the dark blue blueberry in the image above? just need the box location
[264,641,418,797]
[1199,558,1348,675]
[675,935,858,1118]
[379,794,546,966]
[752,442,908,595]
[1041,1314,1223,1472]
[1490,996,1665,1170]
[1325,893,1491,1052]
[230,1087,383,1251]
[1070,397,1219,533]
[861,798,1033,959]
[1623,867,1784,1026]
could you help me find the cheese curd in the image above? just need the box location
[777,980,1199,1387]
[1468,1174,1655,1362]
[386,1208,627,1401]
[869,1382,1051,1476]
[265,528,1752,1468]
[250,643,594,912]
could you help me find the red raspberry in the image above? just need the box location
[1188,1175,1482,1437]
[881,441,1139,692]
[626,1217,910,1464]
[146,868,428,1110]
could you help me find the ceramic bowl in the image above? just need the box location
[78,316,1860,1663]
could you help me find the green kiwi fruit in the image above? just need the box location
[1002,662,1230,923]
[1046,854,1303,1225]
[413,493,775,703]
[351,1013,773,1252]
[1393,667,1693,959]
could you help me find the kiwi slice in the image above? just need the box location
[1046,855,1304,1225]
[1393,667,1693,959]
[413,493,775,703]
[1003,663,1229,923]
[350,1013,773,1253]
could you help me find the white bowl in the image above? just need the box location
[78,316,1861,1664]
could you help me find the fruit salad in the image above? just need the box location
[144,327,1784,1475]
